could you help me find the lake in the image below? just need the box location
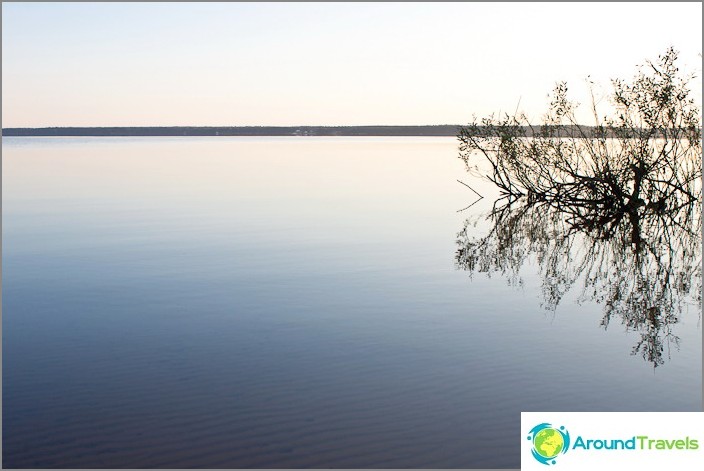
[2,137,701,468]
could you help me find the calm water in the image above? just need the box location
[2,137,701,468]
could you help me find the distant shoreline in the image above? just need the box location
[2,126,462,137]
[3,125,694,137]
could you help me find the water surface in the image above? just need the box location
[3,137,701,468]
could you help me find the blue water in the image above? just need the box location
[2,137,701,468]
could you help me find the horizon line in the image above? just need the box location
[4,124,694,138]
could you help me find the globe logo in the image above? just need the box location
[526,423,570,465]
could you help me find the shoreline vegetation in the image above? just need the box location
[455,49,701,367]
[2,125,697,137]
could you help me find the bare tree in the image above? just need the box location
[458,47,701,238]
[455,48,702,366]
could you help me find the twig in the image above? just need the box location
[456,198,483,213]
[457,179,484,199]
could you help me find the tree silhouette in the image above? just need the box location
[456,48,701,366]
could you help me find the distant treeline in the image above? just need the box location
[2,125,695,137]
[3,126,462,137]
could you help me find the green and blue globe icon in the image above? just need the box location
[527,423,570,465]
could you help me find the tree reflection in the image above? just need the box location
[456,189,700,367]
[455,49,701,367]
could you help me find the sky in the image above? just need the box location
[2,2,702,127]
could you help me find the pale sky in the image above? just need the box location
[2,2,702,127]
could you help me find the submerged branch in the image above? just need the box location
[455,48,702,367]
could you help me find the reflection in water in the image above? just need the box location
[456,49,701,367]
[456,189,701,367]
